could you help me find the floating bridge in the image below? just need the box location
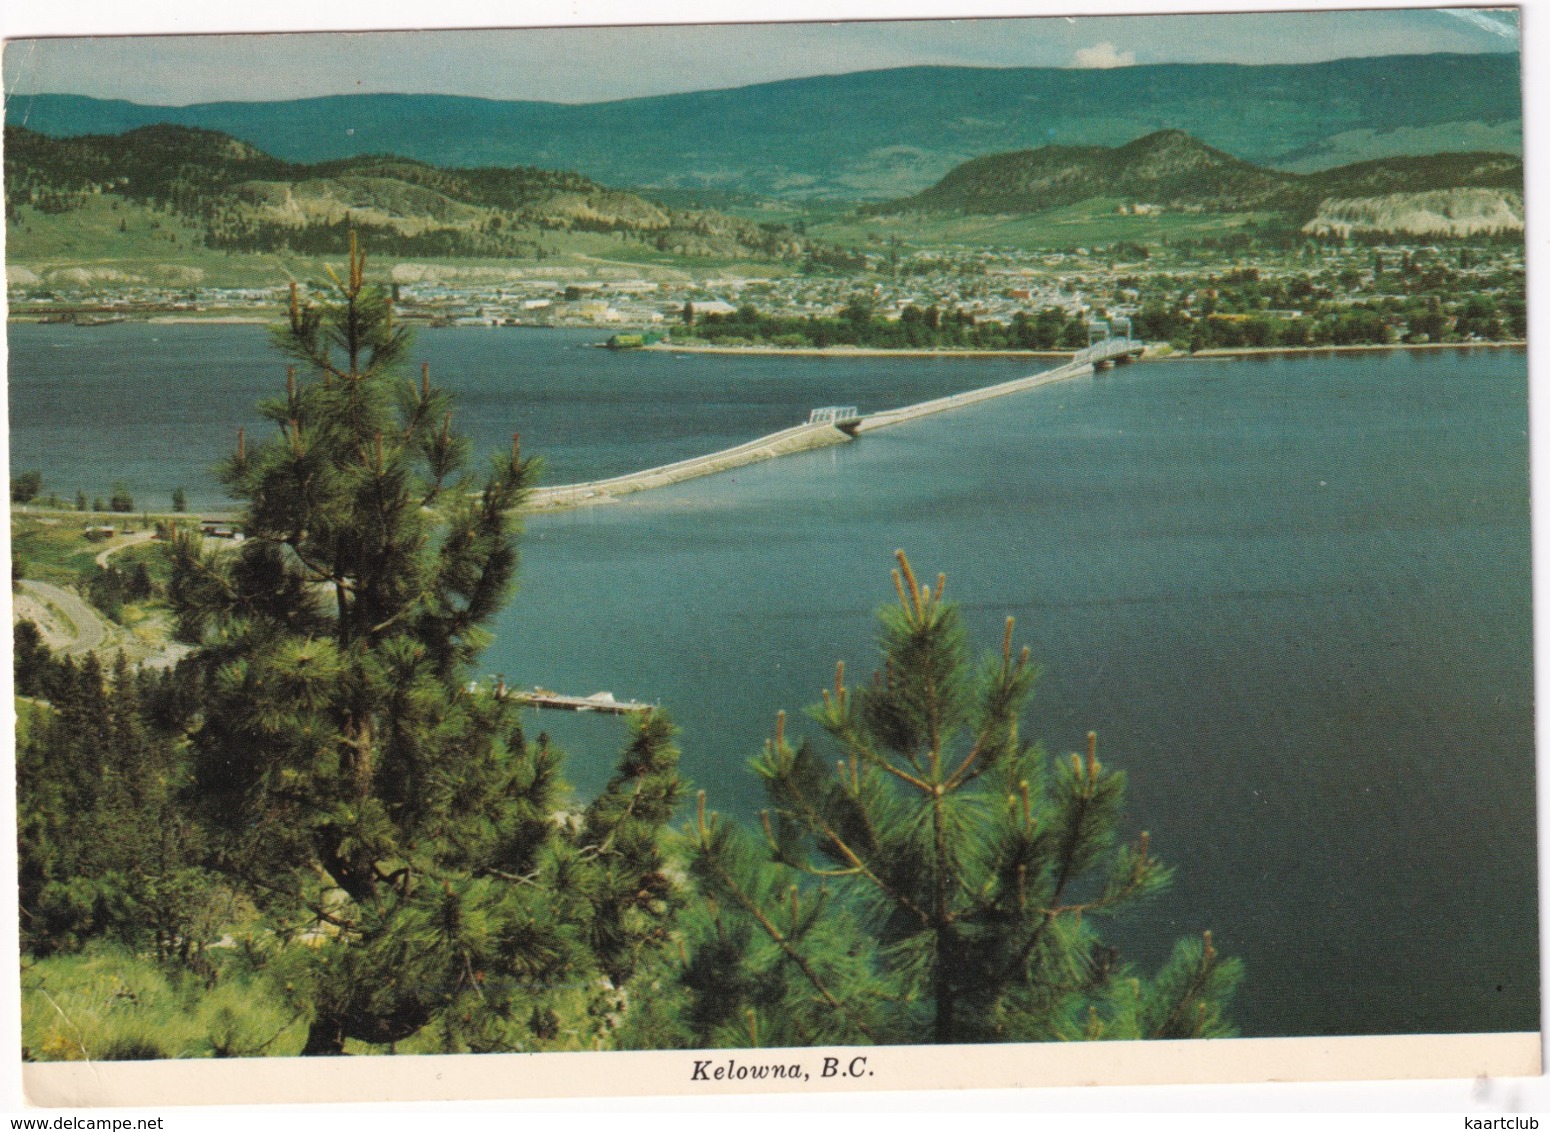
[524,338,1147,510]
[852,336,1145,433]
[1074,334,1145,369]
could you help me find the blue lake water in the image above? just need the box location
[8,323,1538,1040]
[7,323,1033,509]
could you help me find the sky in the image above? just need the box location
[0,3,1522,107]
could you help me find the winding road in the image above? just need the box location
[14,578,111,656]
[94,528,156,569]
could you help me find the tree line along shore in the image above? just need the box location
[638,338,1526,359]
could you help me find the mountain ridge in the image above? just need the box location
[3,53,1522,200]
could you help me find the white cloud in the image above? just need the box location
[1440,8,1519,42]
[1072,41,1135,69]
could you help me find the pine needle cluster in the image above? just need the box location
[669,551,1241,1046]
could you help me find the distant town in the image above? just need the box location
[9,236,1525,351]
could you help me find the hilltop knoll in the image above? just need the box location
[876,130,1523,236]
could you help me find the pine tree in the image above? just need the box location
[168,235,683,1054]
[675,551,1240,1047]
[11,469,42,504]
[16,649,211,962]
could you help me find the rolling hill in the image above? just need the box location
[4,124,813,272]
[875,130,1524,237]
[891,130,1296,214]
[3,53,1522,201]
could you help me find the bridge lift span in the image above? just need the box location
[808,405,862,430]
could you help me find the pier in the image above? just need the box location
[511,689,653,714]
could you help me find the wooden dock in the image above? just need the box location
[511,690,653,714]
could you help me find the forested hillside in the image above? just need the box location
[874,130,1524,239]
[882,130,1522,222]
[4,124,811,262]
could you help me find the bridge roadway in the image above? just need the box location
[854,337,1142,434]
[523,338,1145,512]
[524,417,854,509]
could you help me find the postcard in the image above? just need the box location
[2,0,1541,1109]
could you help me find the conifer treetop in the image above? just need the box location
[678,552,1241,1047]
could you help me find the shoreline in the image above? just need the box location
[642,342,1071,359]
[8,316,1525,359]
[645,339,1526,360]
[146,314,271,325]
[1172,340,1527,360]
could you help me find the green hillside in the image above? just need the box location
[809,198,1280,254]
[4,125,815,280]
[878,131,1523,222]
[892,131,1295,215]
[4,53,1521,200]
[1304,151,1524,197]
[5,122,1526,289]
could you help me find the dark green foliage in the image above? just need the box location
[12,469,43,504]
[891,131,1296,216]
[84,562,155,622]
[1305,151,1524,198]
[4,124,811,264]
[1455,294,1504,340]
[882,130,1522,219]
[668,552,1241,1046]
[172,486,187,513]
[165,234,683,1054]
[16,649,217,965]
[14,621,60,699]
[681,302,1087,352]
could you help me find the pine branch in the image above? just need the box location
[1012,736,1104,975]
[760,723,933,928]
[692,809,883,1045]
